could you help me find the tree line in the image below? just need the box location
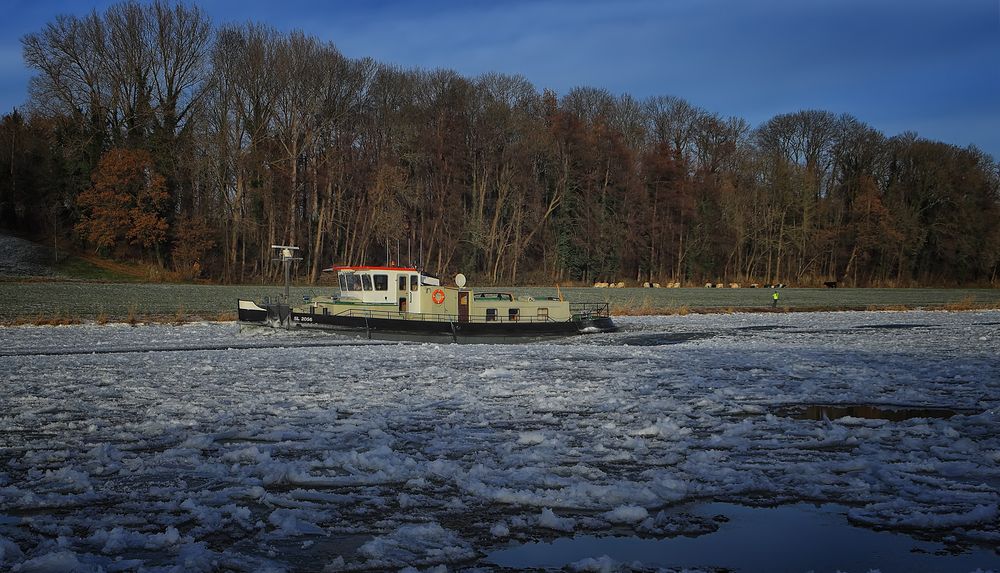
[2,1,998,286]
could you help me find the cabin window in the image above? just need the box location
[374,274,388,291]
[410,275,419,291]
[323,307,329,316]
[537,308,549,319]
[346,274,362,291]
[509,308,519,322]
[398,276,407,291]
[339,275,347,291]
[486,308,497,321]
[362,274,373,291]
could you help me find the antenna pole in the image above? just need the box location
[284,258,291,300]
[271,245,302,302]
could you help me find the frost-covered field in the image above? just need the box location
[1,311,998,572]
[5,282,1000,320]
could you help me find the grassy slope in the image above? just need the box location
[54,253,147,282]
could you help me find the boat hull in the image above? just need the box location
[237,300,616,343]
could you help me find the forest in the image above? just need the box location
[1,1,998,286]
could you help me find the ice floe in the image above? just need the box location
[0,310,998,570]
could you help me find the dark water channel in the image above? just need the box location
[487,502,999,572]
[778,404,976,422]
[618,331,717,346]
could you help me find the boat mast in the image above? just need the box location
[271,245,301,302]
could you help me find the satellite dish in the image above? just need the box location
[455,273,467,288]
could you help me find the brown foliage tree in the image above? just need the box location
[75,148,169,258]
[171,215,216,279]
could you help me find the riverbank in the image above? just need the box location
[2,282,998,325]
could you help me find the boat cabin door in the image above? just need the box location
[458,291,469,323]
[398,275,408,312]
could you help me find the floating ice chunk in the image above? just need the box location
[87,526,182,554]
[268,509,327,536]
[356,522,474,567]
[179,435,215,450]
[222,446,271,464]
[12,550,80,572]
[849,501,999,529]
[490,522,510,537]
[645,474,688,502]
[40,467,92,493]
[399,566,447,573]
[569,554,617,573]
[0,536,24,565]
[86,443,122,466]
[323,555,346,571]
[517,431,546,445]
[398,493,414,508]
[538,508,576,532]
[480,367,514,379]
[632,417,691,440]
[171,542,219,572]
[92,527,127,554]
[603,504,649,524]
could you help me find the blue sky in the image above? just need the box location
[3,0,998,158]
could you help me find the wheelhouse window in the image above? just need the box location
[509,308,519,321]
[340,273,362,291]
[410,275,419,291]
[486,308,497,321]
[374,274,388,291]
[361,274,373,291]
[398,276,407,291]
[347,274,362,291]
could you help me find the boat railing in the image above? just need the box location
[327,302,610,323]
[331,308,561,324]
[569,302,610,319]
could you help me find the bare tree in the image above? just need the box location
[22,11,109,161]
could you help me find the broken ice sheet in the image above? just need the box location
[0,310,998,570]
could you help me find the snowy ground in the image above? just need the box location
[1,311,998,572]
[0,234,59,278]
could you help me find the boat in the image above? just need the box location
[237,247,616,342]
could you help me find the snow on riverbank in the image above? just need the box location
[0,234,59,278]
[1,311,998,571]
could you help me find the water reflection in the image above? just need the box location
[487,503,997,572]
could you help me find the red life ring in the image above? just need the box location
[432,289,446,304]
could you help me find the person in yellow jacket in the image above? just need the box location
[772,290,779,308]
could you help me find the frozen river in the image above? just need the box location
[1,311,998,571]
